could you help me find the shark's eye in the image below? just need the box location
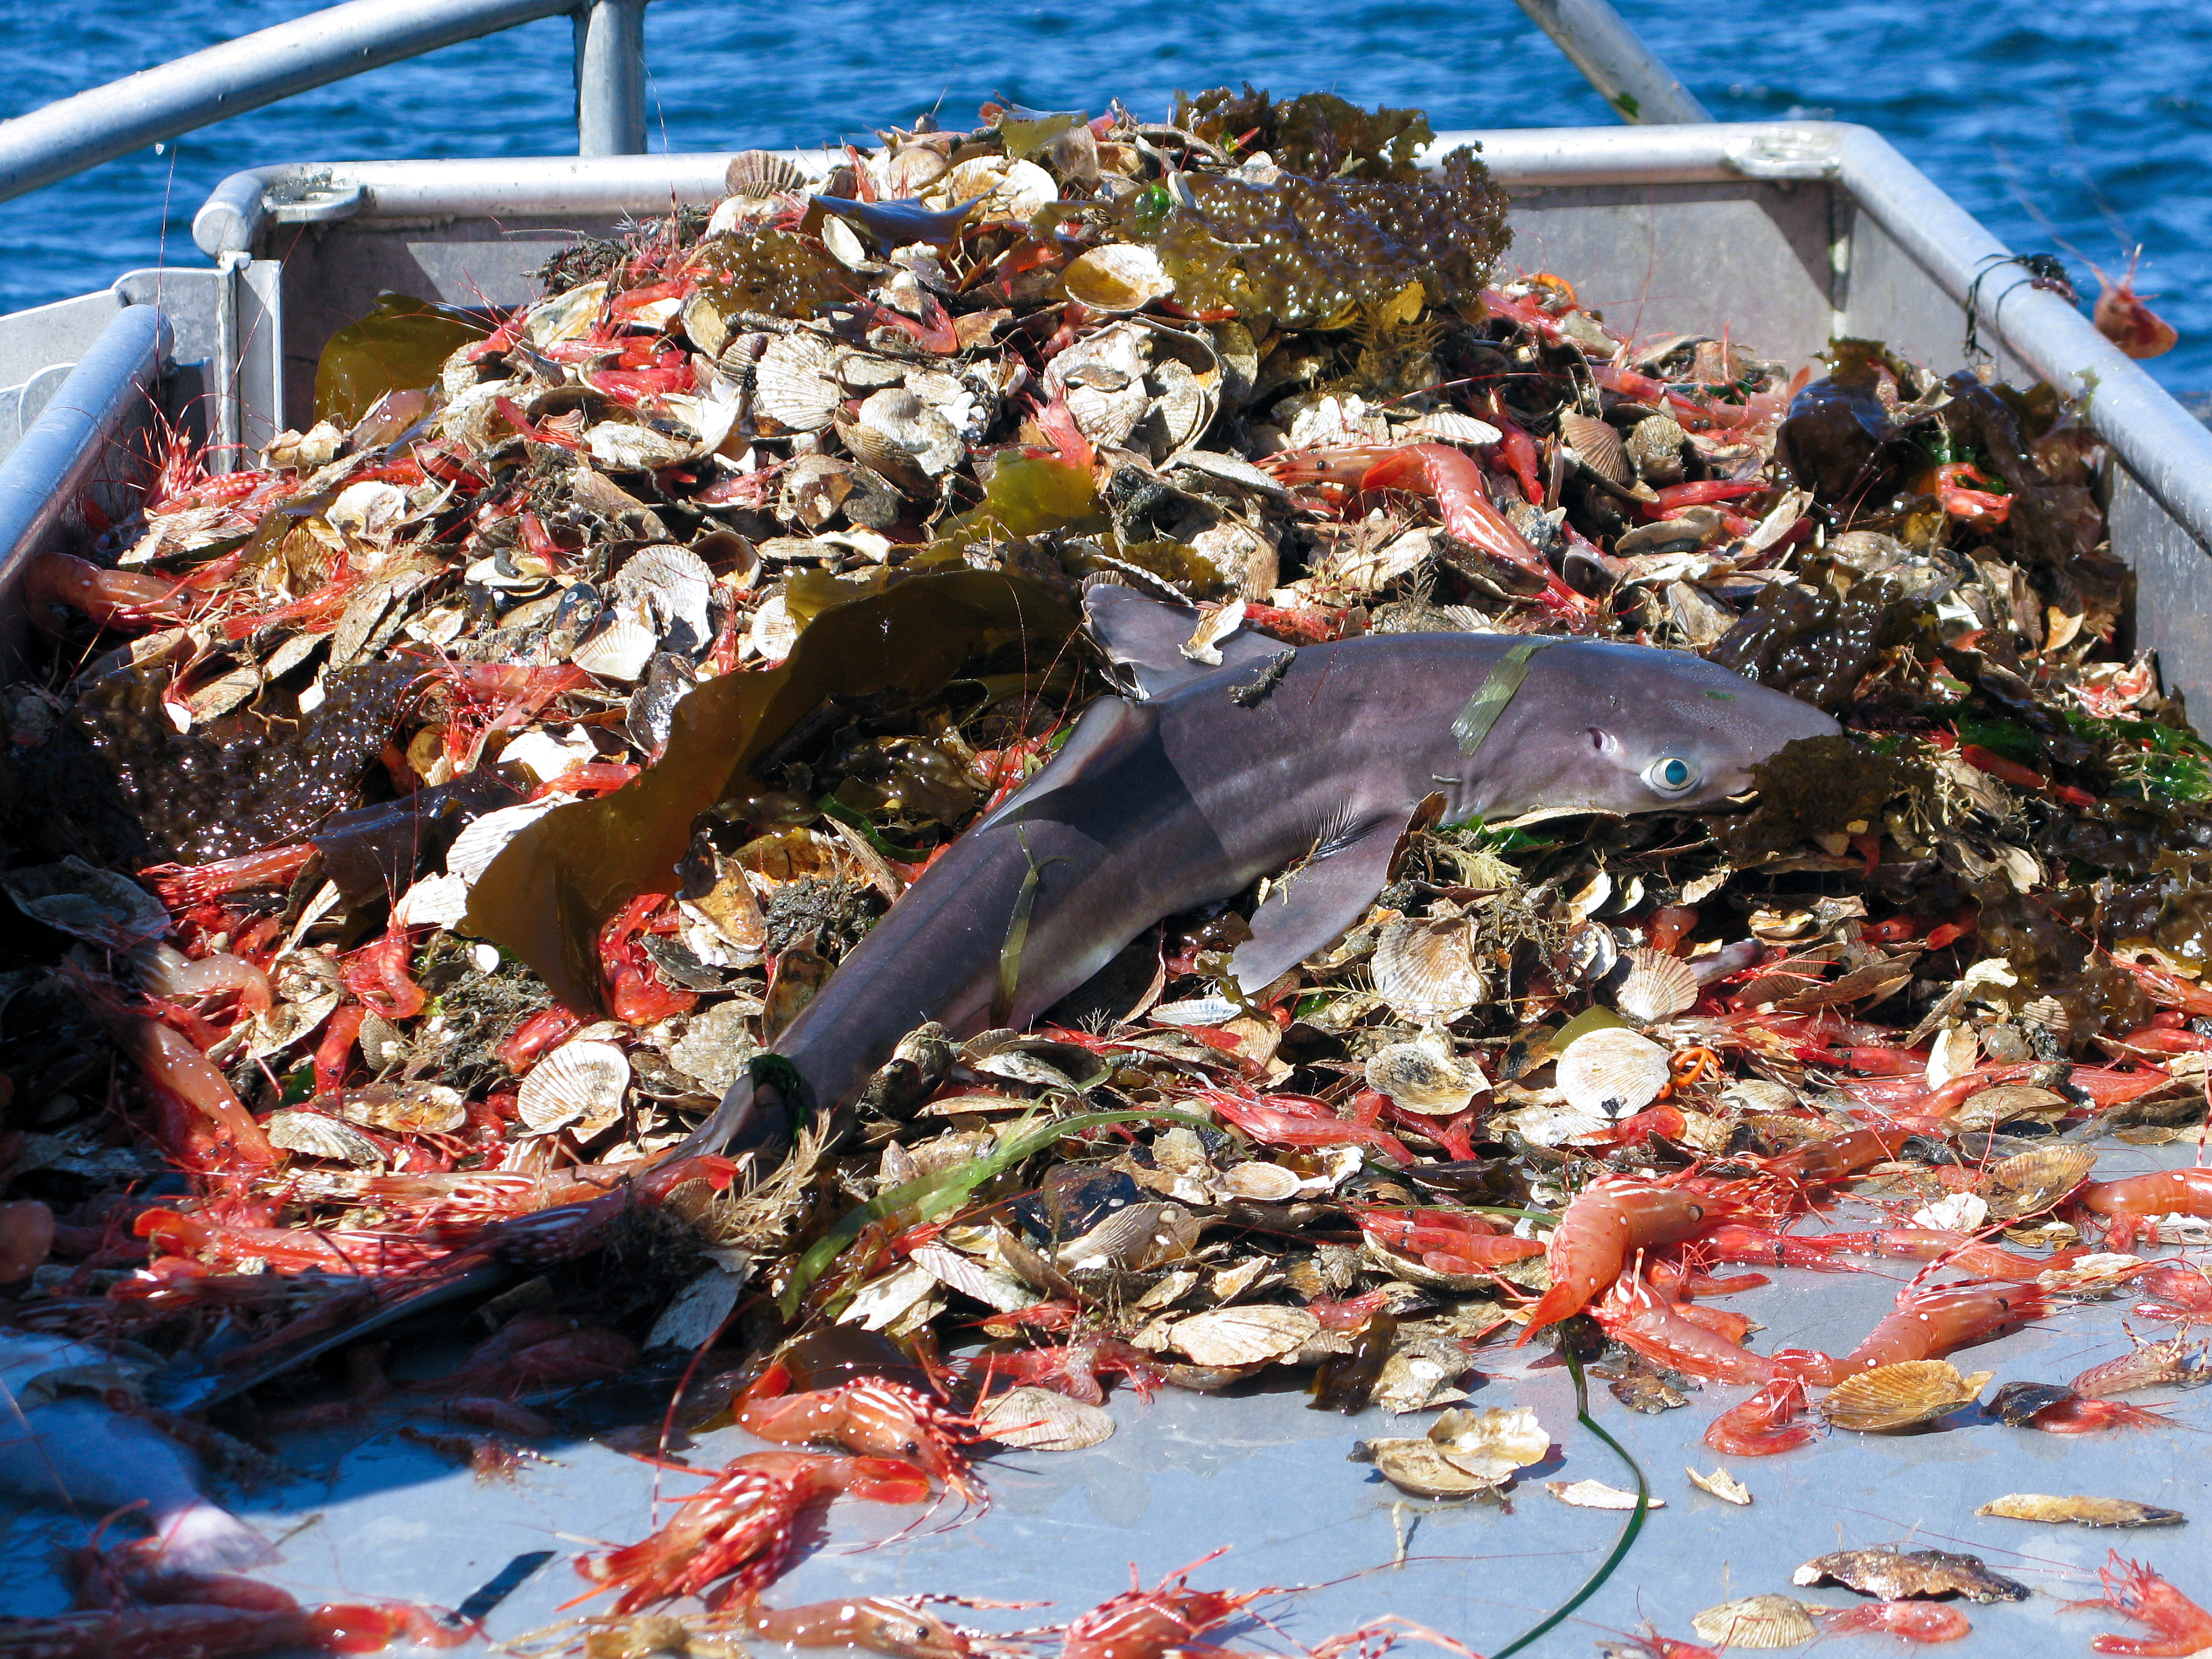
[1643,755,1699,796]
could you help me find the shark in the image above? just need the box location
[684,586,1841,1162]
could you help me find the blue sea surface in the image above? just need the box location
[1,0,2205,400]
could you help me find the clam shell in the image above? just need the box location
[266,1108,383,1166]
[1372,911,1488,1021]
[341,1080,466,1136]
[726,150,806,199]
[517,1039,630,1136]
[977,1385,1116,1451]
[1820,1359,1990,1431]
[752,331,843,433]
[1558,411,1632,486]
[1555,1026,1671,1118]
[1975,1494,2185,1528]
[570,610,657,683]
[1218,1162,1303,1203]
[1365,1041,1486,1115]
[1170,1305,1319,1367]
[1062,244,1173,312]
[1613,945,1699,1023]
[1689,1595,1816,1650]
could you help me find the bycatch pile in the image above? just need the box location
[3,87,2210,1657]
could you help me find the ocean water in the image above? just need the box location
[1,0,2205,401]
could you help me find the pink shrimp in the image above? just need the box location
[1753,1124,1913,1187]
[1815,1601,1971,1643]
[2011,1391,2171,1435]
[133,946,272,1016]
[1350,1206,1547,1273]
[1262,443,1595,616]
[1833,1282,2047,1376]
[2078,1553,2212,1656]
[1517,1176,1736,1343]
[1201,1088,1414,1164]
[1057,1551,1271,1659]
[112,1015,278,1167]
[1810,1227,2063,1282]
[736,1362,987,1510]
[970,1334,1164,1406]
[142,842,318,907]
[1933,462,2012,527]
[2082,1170,2212,1248]
[21,551,188,630]
[747,1597,978,1659]
[1702,1375,1818,1458]
[2072,1335,2207,1397]
[1593,1263,1784,1386]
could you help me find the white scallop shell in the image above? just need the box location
[1364,1040,1486,1115]
[1372,911,1488,1021]
[1062,244,1173,312]
[518,1039,631,1136]
[1613,946,1700,1023]
[1408,408,1503,446]
[725,149,807,199]
[746,593,798,663]
[587,421,695,470]
[525,280,607,348]
[1558,411,1632,486]
[1170,1305,1319,1367]
[978,1386,1116,1451]
[266,1108,383,1166]
[1065,379,1149,448]
[1689,1596,1816,1650]
[1218,1162,1303,1203]
[570,610,657,683]
[1555,1025,1671,1118]
[1147,357,1212,455]
[855,387,963,476]
[613,544,714,649]
[752,331,844,433]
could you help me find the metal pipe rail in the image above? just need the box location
[0,0,650,207]
[1509,0,1712,124]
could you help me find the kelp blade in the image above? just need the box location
[464,571,1080,1010]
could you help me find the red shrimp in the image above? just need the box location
[972,1334,1164,1406]
[1261,442,1595,616]
[573,1451,931,1616]
[1834,1282,2047,1376]
[134,947,272,1015]
[2078,1552,2212,1655]
[112,1015,278,1167]
[1699,1223,1870,1272]
[2082,1170,2212,1249]
[1350,1206,1547,1273]
[736,1363,987,1509]
[1816,1601,1971,1643]
[2013,1392,2171,1435]
[313,1004,368,1097]
[1057,1551,1270,1659]
[21,552,188,630]
[600,893,699,1026]
[1811,1227,2062,1282]
[342,928,425,1019]
[2091,250,2179,361]
[1593,1263,1782,1385]
[142,842,317,906]
[1931,462,2012,527]
[1517,1176,1735,1343]
[529,760,641,800]
[1702,1375,1818,1458]
[2072,1336,2207,1397]
[134,1209,443,1275]
[499,1006,584,1071]
[1755,1125,1912,1185]
[1481,392,1544,505]
[1201,1088,1414,1164]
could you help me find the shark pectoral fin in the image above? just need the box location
[970,695,1157,834]
[1083,583,1288,699]
[1228,808,1422,991]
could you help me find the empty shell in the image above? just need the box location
[1820,1360,1990,1431]
[1689,1595,1816,1650]
[266,1109,384,1166]
[1559,411,1632,486]
[753,331,844,432]
[726,150,806,199]
[1555,1026,1671,1118]
[1613,946,1700,1023]
[1170,1305,1319,1367]
[1218,1162,1304,1202]
[517,1039,631,1136]
[1687,1467,1753,1505]
[1352,1437,1507,1499]
[1061,244,1174,312]
[1364,1041,1486,1115]
[977,1386,1116,1451]
[1791,1547,2028,1603]
[1372,911,1488,1021]
[570,610,658,683]
[341,1080,466,1136]
[1547,1479,1658,1510]
[1978,1145,2096,1218]
[1975,1494,2184,1528]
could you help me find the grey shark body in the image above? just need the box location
[695,592,1839,1152]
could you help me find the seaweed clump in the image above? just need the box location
[1124,148,1508,330]
[695,228,855,320]
[1706,569,1931,713]
[1176,85,1436,182]
[1709,735,1923,862]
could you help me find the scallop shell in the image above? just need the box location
[1408,408,1503,447]
[342,1080,466,1136]
[853,387,962,477]
[1170,1305,1319,1367]
[1429,1404,1550,1474]
[266,1108,383,1166]
[1372,912,1488,1021]
[1558,411,1632,486]
[1820,1359,1990,1431]
[517,1039,631,1136]
[1065,378,1149,448]
[726,150,806,199]
[613,544,714,652]
[1058,1201,1198,1272]
[977,1386,1116,1452]
[1555,1026,1671,1118]
[1562,920,1620,986]
[1062,244,1173,312]
[525,279,607,348]
[1218,1162,1303,1203]
[1364,1041,1485,1115]
[1145,358,1211,455]
[881,142,951,199]
[1689,1595,1816,1650]
[570,610,657,683]
[1354,1437,1507,1498]
[746,593,797,663]
[587,420,695,470]
[1613,946,1699,1023]
[752,331,844,433]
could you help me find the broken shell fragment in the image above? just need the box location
[1546,1479,1656,1510]
[1974,1494,2184,1528]
[1687,1466,1753,1505]
[1555,1026,1671,1118]
[1689,1595,1817,1650]
[1364,1040,1485,1115]
[516,1040,631,1136]
[1791,1547,2029,1603]
[1819,1360,1990,1432]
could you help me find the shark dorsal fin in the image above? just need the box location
[1082,583,1287,700]
[969,693,1160,834]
